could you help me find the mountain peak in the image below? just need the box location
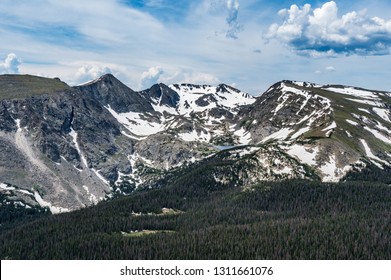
[76,74,154,113]
[140,83,180,108]
[78,73,122,87]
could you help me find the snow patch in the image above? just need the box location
[358,108,370,114]
[106,106,163,136]
[322,122,337,132]
[0,183,15,191]
[287,144,318,166]
[261,128,293,143]
[319,155,351,182]
[375,122,391,134]
[16,189,34,196]
[373,108,391,123]
[15,119,22,132]
[91,169,109,185]
[344,98,383,107]
[273,93,290,115]
[291,126,311,139]
[346,119,359,126]
[326,86,380,100]
[179,130,211,142]
[168,84,255,116]
[235,147,259,157]
[234,127,252,145]
[360,139,389,168]
[34,191,70,214]
[274,166,293,175]
[363,127,391,145]
[69,128,88,167]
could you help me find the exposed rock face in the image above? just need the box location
[140,83,180,108]
[76,74,154,113]
[0,75,390,213]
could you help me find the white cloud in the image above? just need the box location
[0,53,21,74]
[325,66,335,72]
[140,66,164,88]
[265,1,391,56]
[75,64,112,85]
[163,68,220,85]
[139,67,220,89]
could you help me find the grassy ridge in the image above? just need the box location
[0,75,70,100]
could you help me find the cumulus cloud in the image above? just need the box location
[325,66,335,72]
[164,69,220,85]
[140,66,164,88]
[225,0,243,39]
[0,53,21,74]
[75,64,112,84]
[265,1,391,56]
[137,67,220,90]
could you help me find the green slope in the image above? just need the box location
[0,75,70,100]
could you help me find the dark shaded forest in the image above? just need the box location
[0,167,390,259]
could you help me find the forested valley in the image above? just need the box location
[1,164,390,260]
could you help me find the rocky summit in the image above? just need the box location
[0,74,390,213]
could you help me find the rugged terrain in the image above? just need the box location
[0,74,390,213]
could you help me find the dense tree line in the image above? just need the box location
[0,194,49,234]
[0,174,390,259]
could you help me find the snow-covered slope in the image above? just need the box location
[236,80,391,182]
[168,83,254,114]
[106,82,256,143]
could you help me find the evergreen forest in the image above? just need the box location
[0,164,390,260]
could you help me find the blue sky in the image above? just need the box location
[1,0,391,94]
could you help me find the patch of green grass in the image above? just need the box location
[159,208,184,216]
[121,230,175,237]
[290,84,391,154]
[0,75,70,100]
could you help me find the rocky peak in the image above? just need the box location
[76,74,153,113]
[140,83,180,108]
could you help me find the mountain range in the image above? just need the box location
[0,74,390,213]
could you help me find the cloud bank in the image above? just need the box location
[265,1,391,56]
[75,64,112,84]
[140,66,164,88]
[0,53,21,74]
[139,66,220,89]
